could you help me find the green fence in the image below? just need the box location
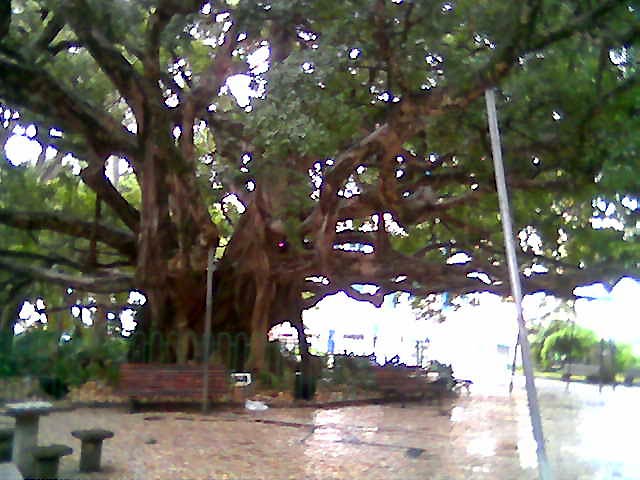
[126,329,252,372]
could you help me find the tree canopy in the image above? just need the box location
[0,0,638,368]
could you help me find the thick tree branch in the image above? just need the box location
[80,161,140,233]
[47,40,82,56]
[61,0,147,121]
[301,281,385,309]
[0,259,133,293]
[31,14,65,54]
[0,58,137,157]
[188,23,241,114]
[0,249,87,271]
[315,236,639,308]
[305,67,497,235]
[529,0,628,52]
[157,0,204,17]
[145,1,203,82]
[334,230,376,246]
[0,209,136,258]
[0,248,132,271]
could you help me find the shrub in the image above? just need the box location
[325,353,377,389]
[612,343,640,374]
[3,326,129,397]
[539,324,598,369]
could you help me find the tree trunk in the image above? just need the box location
[0,306,15,365]
[131,153,310,370]
[248,279,275,372]
[291,303,312,378]
[132,136,219,362]
[208,188,313,372]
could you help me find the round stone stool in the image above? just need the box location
[71,429,114,472]
[30,444,73,480]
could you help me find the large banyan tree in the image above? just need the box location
[0,1,638,369]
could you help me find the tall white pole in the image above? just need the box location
[202,246,215,413]
[485,89,552,480]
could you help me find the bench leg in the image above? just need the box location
[127,397,140,414]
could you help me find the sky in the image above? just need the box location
[574,277,640,347]
[273,276,640,384]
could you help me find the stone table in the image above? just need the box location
[4,401,53,477]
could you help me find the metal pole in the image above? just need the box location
[202,246,215,413]
[509,336,519,394]
[485,89,552,480]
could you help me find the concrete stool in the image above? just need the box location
[71,429,114,472]
[0,427,15,461]
[30,444,72,480]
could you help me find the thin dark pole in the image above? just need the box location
[509,337,519,394]
[202,246,215,413]
[485,89,552,480]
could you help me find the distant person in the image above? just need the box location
[327,329,335,354]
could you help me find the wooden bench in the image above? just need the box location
[624,368,640,386]
[118,363,230,408]
[374,366,425,398]
[561,363,600,381]
[373,366,447,404]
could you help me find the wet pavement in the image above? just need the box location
[3,377,640,479]
[535,378,640,480]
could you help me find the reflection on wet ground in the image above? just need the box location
[536,378,640,480]
[261,390,534,479]
[11,377,640,479]
[264,377,640,479]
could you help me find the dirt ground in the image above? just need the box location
[2,377,639,480]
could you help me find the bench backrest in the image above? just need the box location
[374,367,427,387]
[119,363,229,398]
[562,363,600,376]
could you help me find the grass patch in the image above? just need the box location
[534,370,564,380]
